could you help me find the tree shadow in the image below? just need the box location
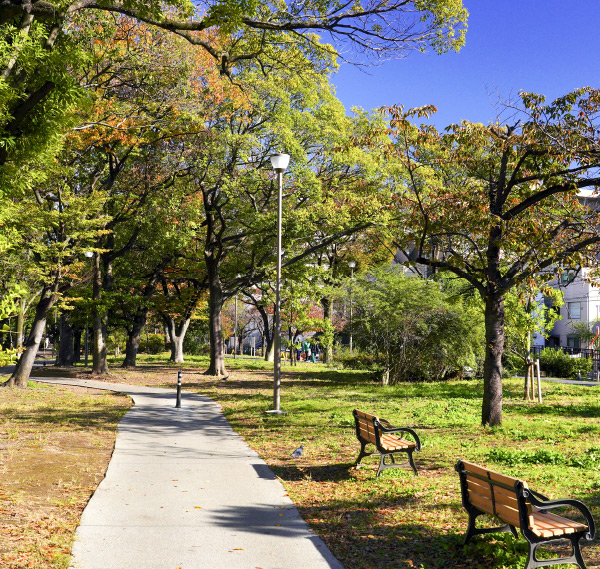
[270,462,356,482]
[507,401,600,419]
[208,494,528,569]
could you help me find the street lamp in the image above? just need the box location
[267,152,290,414]
[348,261,356,353]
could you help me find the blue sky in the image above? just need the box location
[331,0,600,128]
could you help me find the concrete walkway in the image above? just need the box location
[33,377,344,569]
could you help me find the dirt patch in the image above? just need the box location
[0,383,131,569]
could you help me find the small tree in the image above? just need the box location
[570,321,600,348]
[504,287,563,399]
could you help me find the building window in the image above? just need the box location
[561,272,576,284]
[560,272,575,285]
[568,301,581,319]
[567,336,580,349]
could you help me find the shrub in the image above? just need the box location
[339,267,484,383]
[538,348,592,379]
[503,352,526,377]
[487,447,566,467]
[183,333,210,356]
[334,348,377,371]
[140,334,167,354]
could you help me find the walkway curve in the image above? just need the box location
[33,377,344,569]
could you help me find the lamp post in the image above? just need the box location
[348,261,356,353]
[267,152,290,414]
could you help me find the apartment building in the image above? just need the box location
[544,270,600,350]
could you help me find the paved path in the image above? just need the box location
[32,377,343,569]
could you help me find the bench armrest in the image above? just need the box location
[374,421,421,451]
[526,490,596,540]
[528,488,550,502]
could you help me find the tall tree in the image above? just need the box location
[64,15,218,375]
[182,61,387,376]
[1,165,108,386]
[383,89,600,425]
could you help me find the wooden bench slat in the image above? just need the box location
[467,492,522,527]
[461,460,525,489]
[494,503,522,528]
[531,511,587,537]
[379,434,415,451]
[358,425,376,443]
[466,476,520,505]
[466,487,520,515]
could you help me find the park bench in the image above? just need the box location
[455,459,595,569]
[352,409,421,476]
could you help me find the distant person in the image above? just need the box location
[302,340,310,362]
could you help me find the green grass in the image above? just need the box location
[173,362,600,569]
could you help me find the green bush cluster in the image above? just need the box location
[571,447,600,470]
[342,267,484,384]
[139,334,167,354]
[334,348,377,371]
[183,333,210,356]
[489,445,600,470]
[538,348,592,379]
[503,352,526,377]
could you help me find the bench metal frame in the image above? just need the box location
[456,460,596,569]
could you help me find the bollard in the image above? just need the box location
[176,370,182,408]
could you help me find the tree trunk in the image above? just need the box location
[205,260,227,376]
[256,304,274,362]
[56,310,74,366]
[122,309,148,368]
[482,293,505,426]
[122,272,161,368]
[91,253,109,375]
[72,327,82,364]
[164,314,190,364]
[321,297,333,364]
[16,297,25,348]
[92,312,109,374]
[3,290,56,387]
[288,327,296,366]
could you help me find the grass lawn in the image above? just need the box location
[3,354,600,569]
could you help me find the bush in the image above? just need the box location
[140,334,167,354]
[503,352,526,377]
[487,447,566,467]
[538,348,592,379]
[334,348,377,370]
[339,267,484,383]
[183,333,210,356]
